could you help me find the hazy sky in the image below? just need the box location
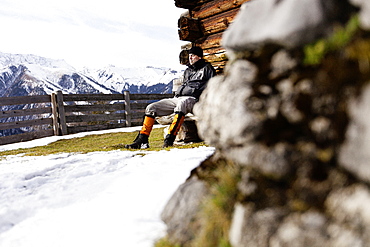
[0,0,187,69]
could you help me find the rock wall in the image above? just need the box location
[160,0,370,246]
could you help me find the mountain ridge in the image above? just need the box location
[0,52,184,97]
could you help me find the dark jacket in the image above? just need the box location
[175,59,216,100]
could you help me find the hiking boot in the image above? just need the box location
[163,134,176,148]
[125,132,149,149]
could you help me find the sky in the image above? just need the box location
[0,126,215,246]
[0,0,187,69]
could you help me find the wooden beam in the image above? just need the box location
[201,8,240,36]
[178,16,203,42]
[178,16,201,32]
[175,0,210,9]
[196,32,223,50]
[179,29,204,42]
[191,0,250,19]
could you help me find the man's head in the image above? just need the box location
[188,47,203,65]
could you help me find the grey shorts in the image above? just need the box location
[145,96,197,117]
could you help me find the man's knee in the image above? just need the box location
[145,103,157,117]
[175,97,197,114]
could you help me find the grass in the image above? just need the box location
[0,127,207,158]
[304,15,359,65]
[190,160,239,247]
[154,160,239,247]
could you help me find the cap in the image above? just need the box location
[188,46,203,57]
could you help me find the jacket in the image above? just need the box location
[175,59,216,100]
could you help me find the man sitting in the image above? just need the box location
[125,46,216,149]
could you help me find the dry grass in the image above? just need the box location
[0,127,207,158]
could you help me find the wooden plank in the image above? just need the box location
[130,121,144,126]
[67,123,126,134]
[191,0,249,19]
[130,103,149,110]
[0,95,51,106]
[124,91,131,127]
[64,104,124,113]
[0,107,52,118]
[65,113,125,123]
[56,91,67,135]
[131,111,145,120]
[51,93,60,136]
[201,8,240,36]
[62,94,124,102]
[129,94,173,101]
[0,118,53,131]
[0,129,54,145]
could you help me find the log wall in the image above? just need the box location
[176,0,250,74]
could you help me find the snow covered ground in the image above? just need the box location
[0,126,215,247]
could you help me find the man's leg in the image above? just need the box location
[163,111,185,148]
[125,98,178,149]
[124,115,155,149]
[163,97,197,147]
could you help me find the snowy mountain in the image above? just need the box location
[0,52,184,97]
[0,52,184,137]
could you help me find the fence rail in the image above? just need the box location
[0,91,172,145]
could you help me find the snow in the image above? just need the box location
[0,126,215,247]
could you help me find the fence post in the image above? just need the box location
[51,93,60,136]
[56,91,68,135]
[124,91,132,127]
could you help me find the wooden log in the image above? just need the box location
[196,32,223,50]
[205,51,228,63]
[201,8,240,36]
[179,16,201,32]
[175,0,210,9]
[179,29,204,42]
[191,0,249,19]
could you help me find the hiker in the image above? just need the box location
[125,46,216,149]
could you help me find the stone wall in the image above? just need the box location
[160,0,370,246]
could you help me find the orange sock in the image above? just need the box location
[140,116,155,136]
[168,112,185,136]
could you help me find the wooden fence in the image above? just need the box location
[0,91,172,145]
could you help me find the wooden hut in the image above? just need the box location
[176,0,250,74]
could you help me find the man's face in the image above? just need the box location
[189,53,201,65]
